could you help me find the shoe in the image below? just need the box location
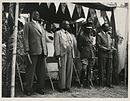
[57,89,65,93]
[106,85,114,88]
[24,91,32,96]
[80,84,84,88]
[87,85,93,89]
[35,89,45,95]
[83,84,92,89]
[65,88,72,92]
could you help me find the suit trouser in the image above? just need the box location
[58,48,73,89]
[98,57,112,86]
[24,53,46,92]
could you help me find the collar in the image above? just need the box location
[61,28,69,33]
[61,28,65,33]
[102,31,107,35]
[32,19,38,24]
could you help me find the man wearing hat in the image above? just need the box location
[77,22,95,88]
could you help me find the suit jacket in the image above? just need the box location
[54,29,75,58]
[96,31,112,58]
[23,21,47,55]
[77,34,95,59]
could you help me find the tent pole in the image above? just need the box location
[124,6,128,86]
[11,3,19,97]
[111,8,119,85]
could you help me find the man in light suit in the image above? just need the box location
[23,11,47,95]
[54,21,74,92]
[97,23,116,88]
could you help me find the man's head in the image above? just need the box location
[101,23,109,32]
[32,11,40,21]
[18,21,24,31]
[61,20,70,30]
[108,27,112,35]
[82,22,92,34]
[46,22,52,32]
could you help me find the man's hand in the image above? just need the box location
[106,48,111,52]
[104,47,111,52]
[112,47,117,51]
[73,58,77,63]
[111,47,117,53]
[55,55,61,60]
[43,55,47,58]
[25,51,29,56]
[107,48,116,53]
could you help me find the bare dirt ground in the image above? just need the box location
[16,85,128,98]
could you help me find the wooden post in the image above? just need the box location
[124,6,128,86]
[11,3,19,97]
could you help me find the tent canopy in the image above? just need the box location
[19,3,117,14]
[3,2,117,13]
[3,2,117,24]
[73,3,117,11]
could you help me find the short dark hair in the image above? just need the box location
[101,23,109,30]
[31,11,39,16]
[60,20,69,28]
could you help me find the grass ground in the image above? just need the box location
[15,81,128,98]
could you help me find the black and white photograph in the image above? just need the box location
[1,0,129,99]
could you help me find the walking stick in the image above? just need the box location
[27,54,37,80]
[58,57,61,68]
[27,54,32,64]
[16,63,24,91]
[45,58,55,91]
[73,62,82,87]
[89,69,94,87]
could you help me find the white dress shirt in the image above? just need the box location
[32,19,42,32]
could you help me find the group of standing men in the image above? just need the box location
[23,11,116,96]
